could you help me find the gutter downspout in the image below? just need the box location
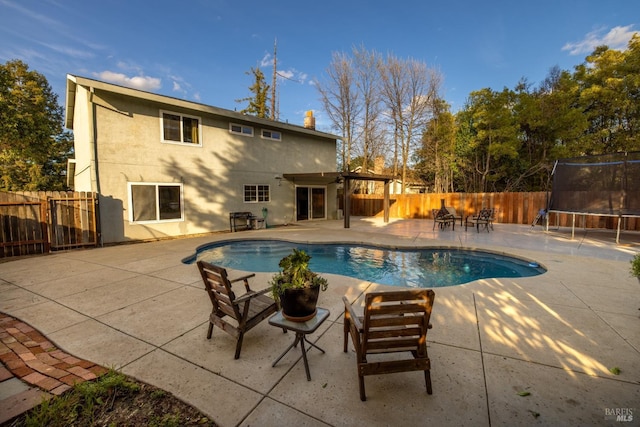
[89,88,101,194]
[89,87,103,246]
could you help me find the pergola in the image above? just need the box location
[282,171,397,228]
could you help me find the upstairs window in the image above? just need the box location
[244,184,270,203]
[261,129,282,141]
[161,110,201,145]
[230,123,254,137]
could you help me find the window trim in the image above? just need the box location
[243,184,270,203]
[128,182,184,224]
[229,123,254,137]
[261,129,282,141]
[160,110,202,146]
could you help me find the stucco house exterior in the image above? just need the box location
[64,75,340,244]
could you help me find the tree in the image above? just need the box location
[574,34,640,154]
[453,106,477,192]
[465,87,520,192]
[0,59,73,190]
[319,46,385,174]
[380,54,441,193]
[316,52,360,171]
[512,69,587,191]
[416,99,456,192]
[236,67,270,118]
[352,46,383,174]
[317,47,442,183]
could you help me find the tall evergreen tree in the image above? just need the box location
[236,67,270,118]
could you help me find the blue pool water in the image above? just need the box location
[183,240,545,288]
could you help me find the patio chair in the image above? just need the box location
[342,289,435,401]
[465,208,495,233]
[445,206,463,226]
[197,260,282,359]
[432,209,455,230]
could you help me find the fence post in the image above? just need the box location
[40,200,50,253]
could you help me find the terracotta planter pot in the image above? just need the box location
[279,284,321,322]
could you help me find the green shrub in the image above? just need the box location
[630,254,640,278]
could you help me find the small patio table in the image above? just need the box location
[269,308,330,381]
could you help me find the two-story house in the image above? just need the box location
[64,75,340,244]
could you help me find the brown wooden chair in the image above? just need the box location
[342,289,435,401]
[197,260,281,359]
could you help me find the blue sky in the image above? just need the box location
[1,0,639,132]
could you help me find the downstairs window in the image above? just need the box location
[129,183,183,223]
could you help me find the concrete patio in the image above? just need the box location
[1,218,639,426]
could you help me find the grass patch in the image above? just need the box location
[20,370,138,426]
[7,369,217,427]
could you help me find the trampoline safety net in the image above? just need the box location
[550,152,640,216]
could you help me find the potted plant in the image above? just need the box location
[270,248,328,322]
[630,253,640,283]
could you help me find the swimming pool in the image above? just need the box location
[183,239,545,288]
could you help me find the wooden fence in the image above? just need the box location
[349,192,640,231]
[0,191,99,258]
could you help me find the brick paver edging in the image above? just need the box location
[0,312,108,396]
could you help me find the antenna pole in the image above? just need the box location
[271,38,278,120]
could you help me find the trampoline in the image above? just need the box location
[548,151,640,243]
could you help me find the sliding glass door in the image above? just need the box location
[295,186,326,221]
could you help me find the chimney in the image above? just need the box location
[303,110,315,130]
[374,156,385,174]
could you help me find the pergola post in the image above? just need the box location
[344,176,351,228]
[383,179,390,223]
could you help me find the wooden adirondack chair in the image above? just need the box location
[197,260,280,359]
[343,289,435,401]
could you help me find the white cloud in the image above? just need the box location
[562,25,638,55]
[40,42,94,59]
[169,74,193,98]
[2,1,104,58]
[1,0,65,33]
[258,51,308,84]
[116,61,143,73]
[277,69,294,79]
[276,68,307,85]
[260,53,272,68]
[94,71,161,91]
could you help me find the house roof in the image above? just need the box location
[64,74,340,141]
